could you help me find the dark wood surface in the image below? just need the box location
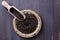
[54,0,60,40]
[0,0,56,40]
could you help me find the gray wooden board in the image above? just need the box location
[54,0,60,40]
[0,0,54,40]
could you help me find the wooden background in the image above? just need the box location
[0,0,59,40]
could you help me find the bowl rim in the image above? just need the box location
[13,9,42,38]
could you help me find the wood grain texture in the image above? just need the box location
[0,0,54,40]
[54,0,60,40]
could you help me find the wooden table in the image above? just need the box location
[0,0,56,40]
